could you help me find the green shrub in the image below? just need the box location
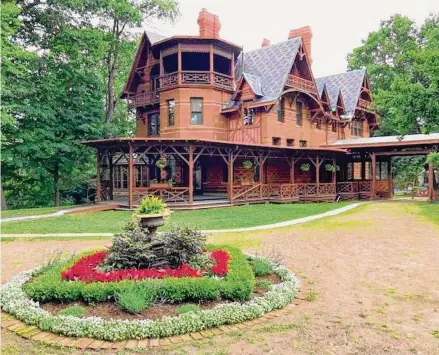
[105,226,157,270]
[188,253,214,271]
[255,279,272,291]
[176,304,200,315]
[58,306,86,317]
[116,287,152,314]
[135,196,168,215]
[250,258,273,277]
[162,225,206,268]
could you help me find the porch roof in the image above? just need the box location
[82,137,346,154]
[325,133,439,150]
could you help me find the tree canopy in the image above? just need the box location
[1,0,179,208]
[348,14,439,136]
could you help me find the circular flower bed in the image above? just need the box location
[1,254,300,341]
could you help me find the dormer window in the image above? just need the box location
[244,108,254,125]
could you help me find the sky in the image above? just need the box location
[143,0,438,78]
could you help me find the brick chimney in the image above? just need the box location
[288,26,313,65]
[261,38,270,47]
[197,9,221,38]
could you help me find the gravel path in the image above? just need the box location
[1,202,439,354]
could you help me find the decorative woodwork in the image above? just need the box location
[286,75,317,95]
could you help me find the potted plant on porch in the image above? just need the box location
[300,163,310,172]
[134,196,171,237]
[242,160,253,169]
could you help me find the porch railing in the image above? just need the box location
[134,187,189,204]
[231,183,336,203]
[160,71,233,91]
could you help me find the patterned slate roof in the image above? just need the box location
[242,73,263,96]
[234,38,302,103]
[145,31,167,45]
[315,69,366,117]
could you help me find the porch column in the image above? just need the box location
[316,155,320,196]
[188,144,194,205]
[371,152,376,199]
[290,158,295,184]
[128,143,134,209]
[96,148,101,203]
[389,158,393,198]
[177,43,182,85]
[210,44,214,85]
[228,151,234,203]
[428,160,434,202]
[332,157,336,185]
[109,151,114,200]
[259,157,264,184]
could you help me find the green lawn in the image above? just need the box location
[1,205,86,219]
[1,202,352,234]
[416,202,439,227]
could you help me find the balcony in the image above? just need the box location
[160,71,233,91]
[127,91,160,108]
[285,74,317,95]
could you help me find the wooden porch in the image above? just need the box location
[87,138,343,210]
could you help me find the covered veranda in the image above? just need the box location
[83,138,345,209]
[328,134,439,202]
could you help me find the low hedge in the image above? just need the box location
[24,245,255,303]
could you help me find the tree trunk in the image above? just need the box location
[104,19,121,126]
[1,182,7,210]
[54,168,60,207]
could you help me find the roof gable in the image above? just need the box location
[315,69,366,116]
[235,38,302,103]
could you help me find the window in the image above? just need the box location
[272,137,281,146]
[167,100,175,126]
[299,140,307,147]
[351,120,363,137]
[113,166,128,189]
[376,161,389,180]
[296,101,303,126]
[135,165,148,187]
[332,121,337,133]
[148,113,160,136]
[287,138,294,147]
[277,98,284,122]
[191,98,203,124]
[243,108,254,125]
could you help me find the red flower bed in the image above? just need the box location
[61,249,230,283]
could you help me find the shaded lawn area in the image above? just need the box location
[1,205,86,219]
[416,202,439,226]
[1,202,352,234]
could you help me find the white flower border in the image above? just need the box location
[1,255,300,341]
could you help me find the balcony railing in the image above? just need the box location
[127,91,159,108]
[161,71,233,91]
[285,75,317,95]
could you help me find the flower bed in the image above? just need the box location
[24,245,254,303]
[1,254,300,341]
[61,249,230,283]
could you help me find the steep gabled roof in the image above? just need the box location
[145,31,167,44]
[242,73,263,96]
[234,38,302,103]
[315,69,366,117]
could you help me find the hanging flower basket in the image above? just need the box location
[155,158,167,170]
[300,163,310,172]
[242,160,253,169]
[325,164,336,172]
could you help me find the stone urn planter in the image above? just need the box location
[135,212,171,238]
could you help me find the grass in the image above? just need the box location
[1,202,352,234]
[416,202,439,227]
[0,205,82,219]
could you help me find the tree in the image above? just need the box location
[348,14,439,135]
